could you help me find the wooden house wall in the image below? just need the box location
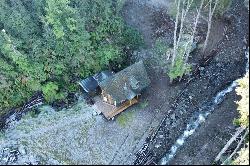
[101,91,140,107]
[102,90,115,106]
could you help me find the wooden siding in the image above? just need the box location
[102,90,114,105]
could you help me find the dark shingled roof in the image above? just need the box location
[99,61,150,104]
[79,70,114,93]
[79,76,98,93]
[93,70,115,84]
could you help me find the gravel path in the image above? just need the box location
[0,95,169,165]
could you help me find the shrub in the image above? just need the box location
[235,72,249,127]
[168,34,193,82]
[214,0,232,17]
[42,82,66,103]
[168,55,192,82]
[139,100,149,109]
[117,111,134,127]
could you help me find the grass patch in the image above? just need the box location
[139,100,149,109]
[117,110,134,127]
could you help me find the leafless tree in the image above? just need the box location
[176,0,193,49]
[202,0,219,53]
[222,128,249,165]
[170,0,194,83]
[172,0,181,68]
[170,0,205,81]
[184,0,205,64]
[172,0,194,67]
[215,127,246,163]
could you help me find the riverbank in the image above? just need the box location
[133,0,249,164]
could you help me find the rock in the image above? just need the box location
[170,114,175,120]
[158,135,164,139]
[92,111,97,116]
[48,158,60,165]
[167,110,172,114]
[178,110,183,115]
[199,67,205,71]
[28,155,39,165]
[171,121,177,127]
[18,146,26,155]
[155,144,161,148]
[165,119,170,126]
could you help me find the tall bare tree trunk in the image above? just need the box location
[222,128,249,165]
[169,0,206,83]
[176,0,193,48]
[203,0,218,53]
[176,0,204,81]
[184,0,204,64]
[170,0,181,84]
[172,0,181,69]
[171,0,193,83]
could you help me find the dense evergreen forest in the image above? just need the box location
[0,0,143,115]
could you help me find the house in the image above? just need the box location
[98,61,151,119]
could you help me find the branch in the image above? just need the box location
[214,127,246,162]
[211,0,219,16]
[222,128,249,165]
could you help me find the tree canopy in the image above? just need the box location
[0,0,143,114]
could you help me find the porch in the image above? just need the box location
[92,96,138,120]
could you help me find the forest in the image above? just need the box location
[0,0,143,115]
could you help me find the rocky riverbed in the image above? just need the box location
[132,0,249,164]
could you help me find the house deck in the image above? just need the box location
[92,96,138,120]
